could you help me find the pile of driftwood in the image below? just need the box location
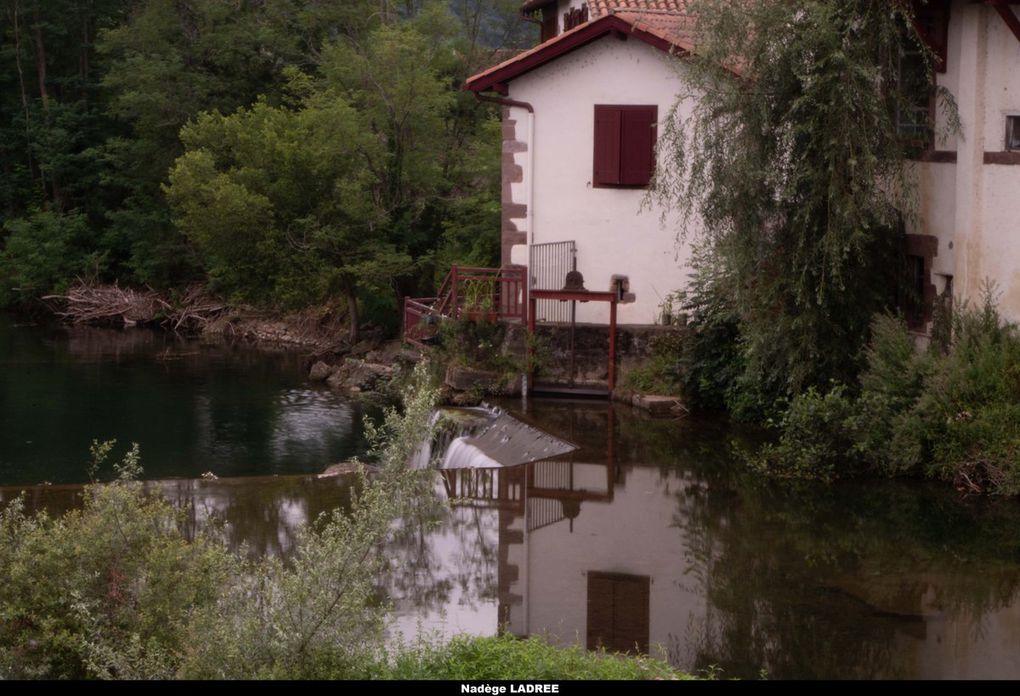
[45,281,226,333]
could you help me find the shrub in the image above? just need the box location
[750,385,858,482]
[386,634,693,681]
[0,457,235,679]
[0,210,102,306]
[755,287,1020,494]
[622,329,686,395]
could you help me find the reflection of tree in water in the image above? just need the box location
[383,478,498,614]
[159,476,356,558]
[670,461,1020,679]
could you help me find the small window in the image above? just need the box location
[896,46,933,152]
[912,0,950,73]
[538,2,558,42]
[593,105,658,188]
[1007,116,1020,152]
[904,254,927,328]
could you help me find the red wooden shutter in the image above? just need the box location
[593,106,622,186]
[620,106,657,186]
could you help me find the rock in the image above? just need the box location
[318,462,362,478]
[327,359,393,393]
[366,339,404,364]
[395,348,422,364]
[349,338,379,357]
[631,394,685,418]
[308,361,334,381]
[326,370,346,391]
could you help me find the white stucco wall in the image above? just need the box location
[919,2,1020,321]
[505,36,700,325]
[508,2,1020,327]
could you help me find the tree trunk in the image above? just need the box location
[344,278,360,345]
[31,4,49,111]
[11,0,37,185]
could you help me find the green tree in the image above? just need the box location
[657,0,952,417]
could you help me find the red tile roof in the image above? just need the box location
[466,11,699,93]
[520,0,689,14]
[587,0,689,16]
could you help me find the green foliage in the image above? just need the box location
[0,444,236,679]
[657,0,953,412]
[0,210,100,305]
[672,250,747,414]
[165,95,383,308]
[437,317,511,369]
[754,290,1020,494]
[622,330,686,396]
[1,0,521,324]
[0,364,442,679]
[750,385,858,482]
[385,634,694,680]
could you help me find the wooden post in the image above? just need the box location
[528,296,537,385]
[608,300,617,392]
[451,265,459,319]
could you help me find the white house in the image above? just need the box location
[463,0,1020,331]
[466,0,702,326]
[910,0,1020,329]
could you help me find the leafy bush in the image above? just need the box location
[755,289,1020,494]
[750,385,858,482]
[1,364,441,679]
[622,329,686,396]
[0,448,235,679]
[386,634,693,681]
[0,210,102,306]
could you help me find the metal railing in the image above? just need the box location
[403,265,528,346]
[442,467,525,511]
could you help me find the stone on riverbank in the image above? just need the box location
[308,361,334,381]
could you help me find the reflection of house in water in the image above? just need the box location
[441,404,706,663]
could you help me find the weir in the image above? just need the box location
[418,407,578,471]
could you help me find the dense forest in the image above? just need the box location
[0,0,534,332]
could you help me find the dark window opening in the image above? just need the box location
[896,46,934,154]
[1007,116,1020,151]
[538,3,558,43]
[593,105,658,188]
[899,234,937,331]
[903,254,927,328]
[912,0,951,73]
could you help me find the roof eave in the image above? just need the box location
[465,14,691,94]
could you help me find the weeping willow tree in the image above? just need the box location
[656,0,957,418]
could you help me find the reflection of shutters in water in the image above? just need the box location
[586,572,650,654]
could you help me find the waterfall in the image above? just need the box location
[417,406,577,470]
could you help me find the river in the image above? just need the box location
[3,316,1020,679]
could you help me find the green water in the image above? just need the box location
[4,317,1020,678]
[0,315,370,484]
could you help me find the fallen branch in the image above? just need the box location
[45,280,227,333]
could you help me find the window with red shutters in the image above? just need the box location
[593,105,657,188]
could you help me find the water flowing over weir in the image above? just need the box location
[414,406,578,471]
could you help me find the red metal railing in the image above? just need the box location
[403,266,528,347]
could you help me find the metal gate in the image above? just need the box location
[529,240,576,323]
